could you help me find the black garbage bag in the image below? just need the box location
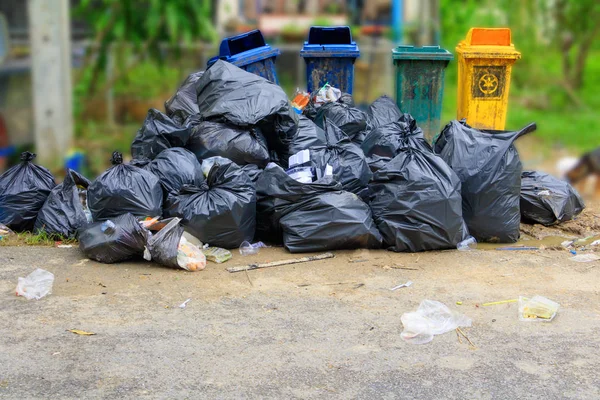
[145,217,206,271]
[240,164,264,184]
[256,164,382,252]
[88,152,163,221]
[521,170,585,226]
[186,120,270,167]
[367,95,403,128]
[434,120,537,243]
[369,147,468,252]
[308,119,371,195]
[78,213,149,263]
[195,60,298,164]
[147,148,204,197]
[288,115,327,155]
[0,152,55,232]
[165,71,204,125]
[338,93,355,106]
[315,102,370,144]
[164,158,256,248]
[34,169,91,238]
[131,109,192,160]
[361,113,432,172]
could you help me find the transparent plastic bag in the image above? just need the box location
[519,296,559,322]
[202,246,232,263]
[401,300,472,344]
[15,268,55,300]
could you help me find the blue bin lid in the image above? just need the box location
[300,26,360,58]
[392,45,454,61]
[207,29,281,68]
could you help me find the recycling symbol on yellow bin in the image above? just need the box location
[478,73,499,95]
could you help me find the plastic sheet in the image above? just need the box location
[401,300,472,344]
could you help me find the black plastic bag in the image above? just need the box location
[288,115,327,155]
[88,152,163,221]
[256,164,382,252]
[34,169,91,238]
[369,147,468,252]
[240,164,264,184]
[195,60,298,163]
[165,71,204,125]
[131,109,192,160]
[361,113,432,173]
[0,152,55,232]
[78,213,149,263]
[367,95,403,128]
[147,148,204,197]
[186,120,270,167]
[434,120,536,243]
[309,119,372,195]
[165,158,256,249]
[338,93,355,106]
[521,171,585,226]
[315,102,370,144]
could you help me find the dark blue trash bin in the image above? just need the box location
[207,30,281,83]
[300,26,360,94]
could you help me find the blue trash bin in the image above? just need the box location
[207,30,281,83]
[300,26,360,94]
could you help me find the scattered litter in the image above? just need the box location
[401,300,472,345]
[0,223,14,238]
[390,281,413,291]
[349,259,368,264]
[57,245,73,249]
[227,252,334,273]
[457,236,477,251]
[591,240,600,246]
[203,247,232,264]
[570,249,577,255]
[482,299,518,306]
[239,241,267,256]
[313,83,342,106]
[144,218,206,271]
[67,329,96,336]
[519,296,559,322]
[569,253,600,263]
[15,268,54,300]
[496,246,539,251]
[456,301,463,305]
[456,327,476,348]
[179,299,191,309]
[561,240,574,248]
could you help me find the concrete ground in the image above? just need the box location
[2,218,600,400]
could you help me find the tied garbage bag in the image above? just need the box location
[147,148,204,197]
[369,147,468,252]
[434,120,537,243]
[195,60,298,164]
[131,109,192,160]
[0,152,55,232]
[79,213,149,263]
[309,119,372,195]
[165,158,256,249]
[401,300,472,344]
[145,218,206,271]
[186,120,270,167]
[521,171,585,226]
[367,95,403,128]
[288,115,327,155]
[15,268,55,300]
[361,113,432,173]
[239,164,264,184]
[164,71,204,125]
[88,152,163,221]
[315,102,370,144]
[256,163,382,253]
[34,169,92,238]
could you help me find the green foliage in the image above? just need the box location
[113,61,181,99]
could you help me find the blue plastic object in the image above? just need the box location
[300,26,360,94]
[207,30,280,83]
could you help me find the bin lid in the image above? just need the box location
[300,26,360,58]
[391,45,453,61]
[208,29,281,67]
[456,28,521,59]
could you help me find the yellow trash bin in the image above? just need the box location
[456,28,521,130]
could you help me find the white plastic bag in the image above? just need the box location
[15,269,55,300]
[401,300,472,344]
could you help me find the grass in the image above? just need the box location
[0,230,78,247]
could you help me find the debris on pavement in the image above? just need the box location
[519,296,559,322]
[202,247,233,264]
[390,281,413,291]
[482,299,518,306]
[178,299,191,309]
[67,329,96,336]
[227,252,335,273]
[569,254,600,263]
[401,299,472,345]
[15,268,54,300]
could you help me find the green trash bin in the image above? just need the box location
[392,45,453,143]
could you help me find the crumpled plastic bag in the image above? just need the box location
[288,115,327,156]
[315,101,370,144]
[15,268,55,300]
[147,148,204,197]
[367,95,403,128]
[165,71,204,125]
[131,109,192,160]
[401,300,472,344]
[0,152,56,232]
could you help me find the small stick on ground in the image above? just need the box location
[457,327,476,348]
[227,253,335,273]
[244,269,254,287]
[456,329,463,344]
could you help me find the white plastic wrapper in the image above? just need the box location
[15,269,55,300]
[401,300,472,344]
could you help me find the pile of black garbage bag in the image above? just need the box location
[0,60,587,264]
